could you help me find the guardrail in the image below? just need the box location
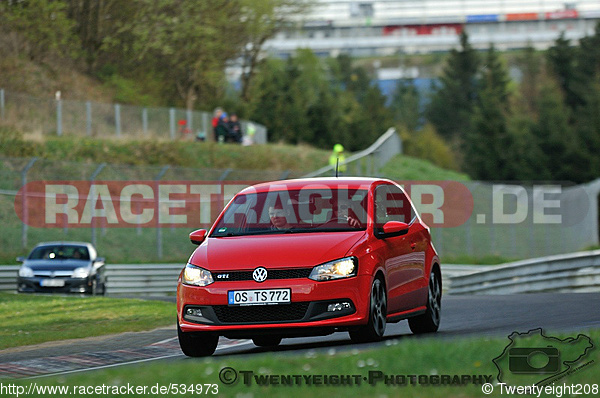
[0,266,19,292]
[302,127,402,178]
[105,264,181,295]
[448,250,600,295]
[0,264,182,296]
[2,251,599,296]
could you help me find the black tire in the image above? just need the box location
[252,335,282,347]
[178,320,219,357]
[408,269,441,334]
[349,276,387,343]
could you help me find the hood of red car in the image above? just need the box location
[189,231,366,270]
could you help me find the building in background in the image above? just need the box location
[264,0,600,57]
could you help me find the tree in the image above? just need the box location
[532,81,583,182]
[426,31,480,140]
[573,77,600,182]
[571,22,600,110]
[464,46,513,180]
[64,0,133,72]
[546,33,580,111]
[0,0,79,62]
[113,0,247,110]
[248,48,393,151]
[238,0,312,102]
[515,44,542,115]
[390,79,421,132]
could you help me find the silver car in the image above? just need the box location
[17,242,106,295]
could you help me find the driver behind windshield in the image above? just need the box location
[268,203,295,230]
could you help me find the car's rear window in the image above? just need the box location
[211,188,368,237]
[29,245,90,260]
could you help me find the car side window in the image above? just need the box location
[374,184,416,228]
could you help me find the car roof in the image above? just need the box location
[240,177,394,194]
[33,241,93,248]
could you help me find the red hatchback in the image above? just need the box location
[177,178,441,357]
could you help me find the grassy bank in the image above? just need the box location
[14,329,600,397]
[0,292,174,350]
[0,127,331,173]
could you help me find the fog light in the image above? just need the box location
[327,302,351,312]
[186,308,202,317]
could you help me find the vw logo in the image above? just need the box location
[252,267,268,283]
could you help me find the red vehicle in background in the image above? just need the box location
[177,178,441,357]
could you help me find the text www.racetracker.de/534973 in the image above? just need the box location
[0,382,219,397]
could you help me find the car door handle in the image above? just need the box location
[410,242,416,250]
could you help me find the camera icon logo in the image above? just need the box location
[508,347,560,374]
[493,328,594,387]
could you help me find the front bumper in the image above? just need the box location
[177,274,373,333]
[17,277,92,294]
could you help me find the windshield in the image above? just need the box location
[29,245,90,260]
[211,188,368,237]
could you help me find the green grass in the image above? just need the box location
[380,154,470,182]
[0,127,331,173]
[0,292,174,350]
[13,329,600,397]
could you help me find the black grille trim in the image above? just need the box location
[213,268,312,282]
[212,302,310,323]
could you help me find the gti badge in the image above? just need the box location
[252,267,268,283]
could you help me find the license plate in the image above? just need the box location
[228,289,291,306]
[40,279,65,287]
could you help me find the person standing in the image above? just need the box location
[215,113,230,144]
[212,107,223,141]
[329,144,347,176]
[227,114,243,143]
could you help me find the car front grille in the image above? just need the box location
[212,302,310,324]
[213,268,312,282]
[32,270,73,277]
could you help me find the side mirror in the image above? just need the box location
[190,229,208,245]
[95,257,105,263]
[377,221,409,239]
[16,256,25,263]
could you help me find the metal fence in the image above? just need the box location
[0,156,302,261]
[0,89,267,144]
[424,179,600,261]
[1,157,599,262]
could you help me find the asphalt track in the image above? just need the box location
[1,293,599,379]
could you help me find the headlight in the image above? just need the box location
[309,257,357,281]
[182,263,214,286]
[72,267,90,278]
[18,266,34,278]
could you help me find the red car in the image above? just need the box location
[177,177,441,357]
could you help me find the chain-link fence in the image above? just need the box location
[0,89,267,143]
[1,121,599,265]
[421,180,600,261]
[0,156,301,264]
